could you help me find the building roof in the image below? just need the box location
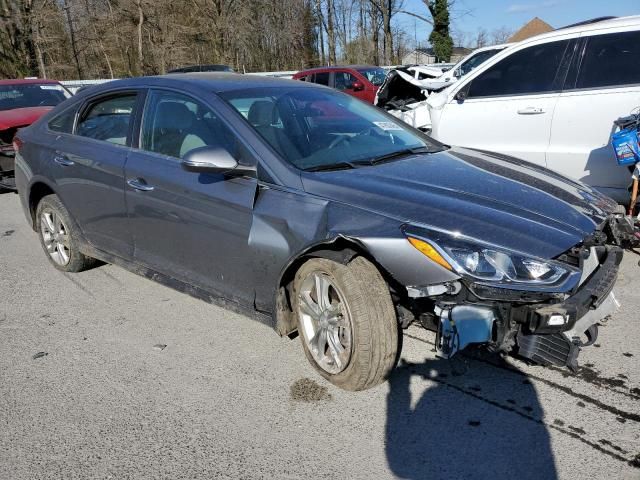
[508,17,554,42]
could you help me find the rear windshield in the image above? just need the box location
[357,68,387,86]
[0,83,71,111]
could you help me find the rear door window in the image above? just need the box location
[314,72,330,86]
[468,40,569,98]
[48,107,77,134]
[576,31,640,89]
[76,94,137,145]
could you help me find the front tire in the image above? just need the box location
[36,194,98,272]
[293,256,399,391]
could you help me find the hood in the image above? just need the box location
[301,147,618,259]
[0,106,53,131]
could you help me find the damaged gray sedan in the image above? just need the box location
[14,74,626,390]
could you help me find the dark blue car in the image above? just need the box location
[14,73,624,390]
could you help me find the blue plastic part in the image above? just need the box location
[612,128,640,166]
[436,306,495,359]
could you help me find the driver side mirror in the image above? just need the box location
[454,82,471,102]
[351,81,364,91]
[181,146,253,176]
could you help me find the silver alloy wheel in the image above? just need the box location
[40,209,71,266]
[298,271,353,374]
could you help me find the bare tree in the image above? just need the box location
[491,26,513,45]
[474,27,488,48]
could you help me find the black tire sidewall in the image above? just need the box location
[293,256,399,391]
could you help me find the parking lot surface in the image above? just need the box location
[1,191,639,480]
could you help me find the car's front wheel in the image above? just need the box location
[293,256,399,391]
[36,194,98,272]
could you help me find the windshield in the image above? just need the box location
[457,49,503,77]
[221,86,442,171]
[0,83,71,111]
[357,68,387,86]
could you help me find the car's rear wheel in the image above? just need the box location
[293,256,399,391]
[36,194,97,272]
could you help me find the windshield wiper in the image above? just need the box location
[305,161,359,172]
[368,146,434,165]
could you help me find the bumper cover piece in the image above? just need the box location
[436,305,494,359]
[511,246,622,334]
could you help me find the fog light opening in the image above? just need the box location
[547,314,567,326]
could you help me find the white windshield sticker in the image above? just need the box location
[373,121,403,131]
[40,85,63,91]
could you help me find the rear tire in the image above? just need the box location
[293,256,399,391]
[35,194,98,272]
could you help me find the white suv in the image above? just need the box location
[428,16,640,203]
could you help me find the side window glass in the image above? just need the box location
[314,72,330,86]
[76,94,137,145]
[459,50,498,76]
[141,90,237,160]
[577,31,640,89]
[48,107,77,133]
[334,71,357,90]
[468,40,569,98]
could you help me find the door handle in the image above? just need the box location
[53,154,74,166]
[127,178,155,192]
[517,107,545,115]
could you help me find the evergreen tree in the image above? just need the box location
[426,0,453,62]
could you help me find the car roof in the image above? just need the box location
[521,15,640,44]
[78,72,321,95]
[472,43,513,53]
[0,78,62,86]
[295,65,379,74]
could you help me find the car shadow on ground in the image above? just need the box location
[385,354,558,480]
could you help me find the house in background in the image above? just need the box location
[508,17,554,42]
[401,46,472,66]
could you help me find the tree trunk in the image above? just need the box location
[62,0,83,78]
[382,0,392,64]
[326,0,336,65]
[316,0,325,65]
[135,0,144,75]
[33,20,46,78]
[370,5,379,65]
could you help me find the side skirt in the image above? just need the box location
[78,241,276,330]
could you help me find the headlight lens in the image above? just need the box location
[406,231,570,285]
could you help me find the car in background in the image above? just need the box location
[13,73,627,390]
[428,16,640,203]
[292,65,386,103]
[375,44,512,130]
[168,64,235,74]
[0,79,72,190]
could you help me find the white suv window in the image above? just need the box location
[467,40,570,98]
[576,31,640,89]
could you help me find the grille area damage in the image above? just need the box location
[407,237,625,371]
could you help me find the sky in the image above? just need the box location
[397,0,640,45]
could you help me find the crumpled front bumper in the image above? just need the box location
[434,246,623,370]
[513,246,622,370]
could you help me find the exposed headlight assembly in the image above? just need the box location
[405,228,575,286]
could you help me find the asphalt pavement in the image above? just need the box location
[1,191,639,480]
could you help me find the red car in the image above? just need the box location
[292,65,387,104]
[0,79,72,190]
